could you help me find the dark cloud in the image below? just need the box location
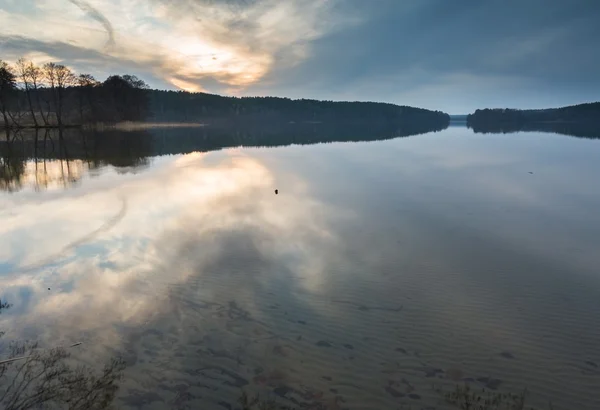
[69,0,115,48]
[244,0,600,112]
[0,36,165,85]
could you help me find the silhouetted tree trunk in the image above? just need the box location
[43,63,58,127]
[55,65,74,128]
[16,59,39,127]
[29,64,49,126]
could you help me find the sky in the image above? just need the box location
[0,0,599,114]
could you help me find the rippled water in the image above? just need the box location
[1,125,599,409]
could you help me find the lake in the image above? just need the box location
[1,124,599,409]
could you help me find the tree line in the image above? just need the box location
[148,90,451,127]
[1,57,450,130]
[466,103,600,138]
[0,59,150,129]
[466,103,600,128]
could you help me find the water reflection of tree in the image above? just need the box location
[1,121,449,193]
[0,129,153,192]
[468,120,600,139]
[0,302,125,410]
[83,129,152,170]
[0,129,27,192]
[148,120,449,155]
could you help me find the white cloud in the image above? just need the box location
[0,0,357,92]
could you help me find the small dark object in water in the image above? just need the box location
[500,351,515,359]
[218,401,232,410]
[395,347,407,354]
[322,376,332,381]
[275,189,278,194]
[343,344,354,350]
[297,320,306,325]
[330,388,338,394]
[408,394,422,400]
[48,288,51,290]
[585,361,598,368]
[528,171,533,174]
[316,341,332,347]
[297,335,302,341]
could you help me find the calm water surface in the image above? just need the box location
[1,125,599,409]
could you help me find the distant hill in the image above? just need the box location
[466,102,600,137]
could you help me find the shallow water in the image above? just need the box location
[1,125,599,409]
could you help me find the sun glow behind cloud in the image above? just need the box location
[0,0,353,93]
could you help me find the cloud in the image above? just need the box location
[0,150,337,345]
[0,0,356,94]
[243,0,600,112]
[68,0,115,48]
[0,0,599,110]
[0,36,166,86]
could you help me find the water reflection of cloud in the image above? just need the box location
[0,150,337,348]
[2,133,600,409]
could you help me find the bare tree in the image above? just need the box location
[43,63,58,126]
[43,63,75,127]
[28,64,48,126]
[13,60,49,126]
[56,65,75,128]
[15,59,39,128]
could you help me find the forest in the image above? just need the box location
[466,102,600,134]
[0,58,450,130]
